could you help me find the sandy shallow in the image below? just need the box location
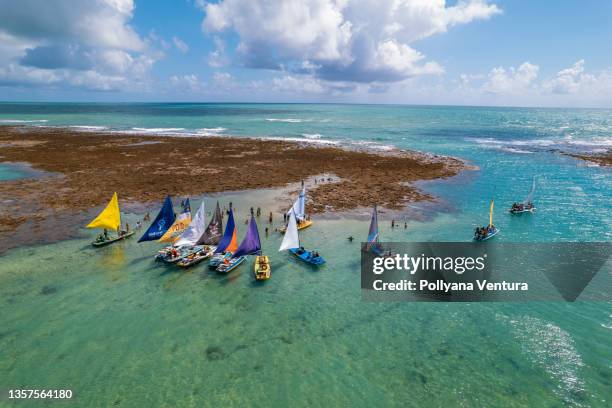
[0,126,464,250]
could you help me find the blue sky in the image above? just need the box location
[0,0,611,107]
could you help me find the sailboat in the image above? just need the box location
[365,204,384,255]
[209,207,238,268]
[510,177,537,214]
[217,214,262,274]
[138,195,176,243]
[280,209,325,265]
[88,192,135,247]
[280,184,313,233]
[177,201,223,267]
[158,198,191,242]
[474,199,499,241]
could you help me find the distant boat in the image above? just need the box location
[280,209,325,265]
[138,196,176,243]
[365,204,384,255]
[209,207,238,268]
[510,177,537,214]
[217,214,262,274]
[87,192,135,247]
[156,199,198,263]
[474,199,499,241]
[280,184,313,233]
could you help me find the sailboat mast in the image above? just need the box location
[489,199,494,226]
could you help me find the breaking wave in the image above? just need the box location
[265,118,304,123]
[0,119,48,123]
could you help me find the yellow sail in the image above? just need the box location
[489,199,494,227]
[87,192,121,231]
[158,212,191,243]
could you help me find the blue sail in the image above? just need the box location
[214,208,236,253]
[138,196,176,242]
[232,215,262,257]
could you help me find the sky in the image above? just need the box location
[0,0,611,107]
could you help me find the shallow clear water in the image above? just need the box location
[0,103,611,407]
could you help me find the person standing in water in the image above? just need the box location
[391,220,395,228]
[269,211,273,224]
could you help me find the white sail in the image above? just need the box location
[279,210,300,251]
[524,176,536,204]
[287,186,306,221]
[174,201,206,246]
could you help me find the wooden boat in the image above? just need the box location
[92,230,135,247]
[280,209,325,266]
[210,207,238,268]
[474,199,500,241]
[280,219,313,233]
[170,201,214,266]
[87,192,135,247]
[510,177,537,214]
[156,245,197,263]
[216,255,246,273]
[280,185,313,233]
[474,227,500,241]
[218,214,263,274]
[177,245,216,267]
[209,252,232,268]
[254,256,271,280]
[289,247,326,265]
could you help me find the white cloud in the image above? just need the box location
[483,62,539,94]
[172,36,189,54]
[0,0,158,92]
[207,36,228,68]
[542,59,596,94]
[201,0,500,83]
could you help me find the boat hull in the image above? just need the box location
[280,219,313,234]
[216,256,246,273]
[156,245,199,263]
[209,252,232,268]
[474,228,500,241]
[509,208,536,214]
[177,246,217,268]
[289,248,325,265]
[92,230,135,247]
[254,256,271,280]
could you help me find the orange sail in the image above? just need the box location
[225,228,238,253]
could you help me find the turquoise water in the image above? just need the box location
[0,163,28,181]
[0,103,611,407]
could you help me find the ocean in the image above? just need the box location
[0,103,610,407]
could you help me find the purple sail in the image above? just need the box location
[232,215,262,257]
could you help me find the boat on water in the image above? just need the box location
[280,209,325,265]
[87,192,135,247]
[156,199,194,262]
[216,255,246,273]
[209,207,238,268]
[364,204,385,256]
[280,184,313,233]
[177,245,216,267]
[254,256,271,280]
[510,177,537,214]
[218,214,263,274]
[177,201,223,268]
[474,199,499,241]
